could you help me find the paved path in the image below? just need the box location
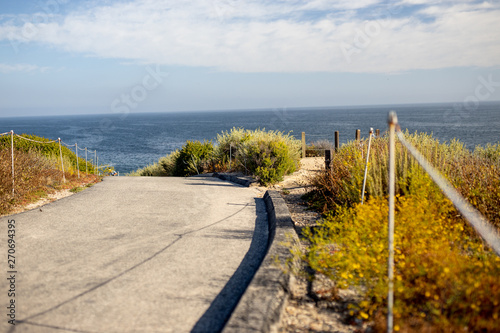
[0,176,268,333]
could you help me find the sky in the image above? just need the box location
[0,0,499,117]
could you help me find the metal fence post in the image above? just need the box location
[10,130,15,195]
[361,128,374,204]
[58,138,66,182]
[387,112,397,333]
[75,143,80,178]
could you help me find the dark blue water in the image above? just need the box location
[1,102,499,173]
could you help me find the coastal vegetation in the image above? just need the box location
[0,134,101,215]
[301,132,500,331]
[130,128,302,185]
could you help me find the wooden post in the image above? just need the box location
[356,129,361,141]
[301,132,306,158]
[325,149,332,169]
[335,131,339,152]
[376,129,380,137]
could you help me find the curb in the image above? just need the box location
[222,190,299,333]
[212,172,257,187]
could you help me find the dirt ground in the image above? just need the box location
[3,175,101,217]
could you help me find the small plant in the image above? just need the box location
[70,186,85,193]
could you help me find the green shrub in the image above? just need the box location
[247,139,297,185]
[173,140,214,176]
[134,128,301,185]
[128,162,167,177]
[215,128,301,185]
[159,150,181,176]
[127,150,181,176]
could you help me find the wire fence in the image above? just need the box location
[385,111,500,332]
[0,130,106,195]
[303,119,500,332]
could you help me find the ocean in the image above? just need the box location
[1,102,500,174]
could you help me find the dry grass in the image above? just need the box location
[1,147,100,216]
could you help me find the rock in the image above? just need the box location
[310,322,323,331]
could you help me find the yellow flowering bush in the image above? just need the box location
[304,133,500,331]
[307,132,500,228]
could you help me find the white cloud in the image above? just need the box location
[0,63,47,73]
[0,0,499,73]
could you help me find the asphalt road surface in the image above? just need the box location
[0,176,268,333]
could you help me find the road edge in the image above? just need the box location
[212,172,257,187]
[222,190,299,333]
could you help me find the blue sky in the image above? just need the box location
[0,0,499,117]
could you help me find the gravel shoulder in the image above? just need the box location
[259,157,363,333]
[2,175,101,217]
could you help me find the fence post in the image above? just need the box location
[355,129,361,141]
[75,143,80,179]
[387,112,398,333]
[335,131,339,152]
[229,145,232,171]
[301,132,306,158]
[58,138,66,182]
[361,128,374,205]
[10,130,15,195]
[94,150,97,175]
[325,149,332,170]
[376,129,380,137]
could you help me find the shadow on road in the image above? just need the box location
[191,198,269,333]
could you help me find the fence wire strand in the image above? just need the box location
[14,134,57,144]
[396,130,500,256]
[2,130,104,194]
[61,141,76,147]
